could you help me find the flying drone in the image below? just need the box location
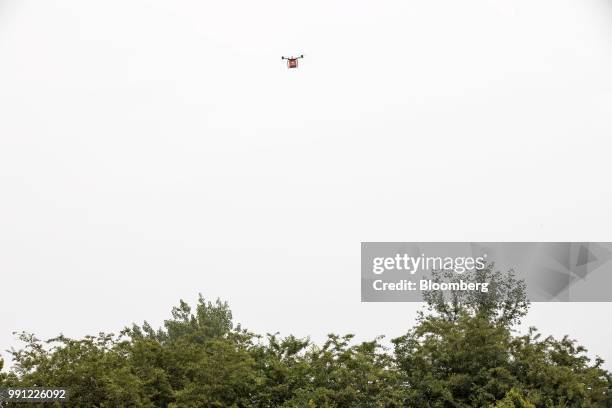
[282,54,304,69]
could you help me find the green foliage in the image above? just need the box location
[271,334,404,407]
[2,283,611,407]
[393,312,518,407]
[493,388,535,408]
[402,263,611,407]
[422,263,530,327]
[6,332,152,407]
[393,312,610,407]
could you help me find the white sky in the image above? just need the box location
[1,0,612,369]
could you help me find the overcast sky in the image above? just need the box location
[1,0,612,369]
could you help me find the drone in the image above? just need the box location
[281,54,304,69]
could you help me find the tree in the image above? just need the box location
[5,295,261,407]
[124,294,261,407]
[393,312,517,407]
[507,330,611,407]
[2,286,611,407]
[6,331,151,407]
[393,264,610,408]
[422,263,529,327]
